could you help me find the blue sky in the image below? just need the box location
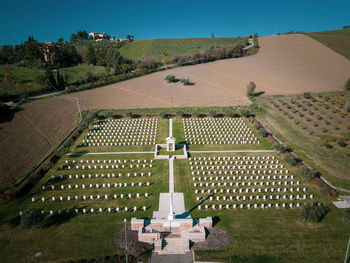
[0,0,349,45]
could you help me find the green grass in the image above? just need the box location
[306,28,350,60]
[60,65,107,84]
[174,153,349,263]
[119,37,245,61]
[256,98,350,190]
[0,153,168,263]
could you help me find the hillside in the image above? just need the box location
[306,28,350,60]
[119,37,245,61]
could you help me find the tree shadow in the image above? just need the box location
[254,91,265,97]
[41,206,84,227]
[0,106,23,124]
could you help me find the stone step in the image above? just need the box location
[159,238,186,254]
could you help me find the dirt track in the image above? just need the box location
[1,34,350,184]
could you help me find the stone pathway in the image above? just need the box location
[150,251,194,263]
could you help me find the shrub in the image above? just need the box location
[240,108,253,117]
[317,115,323,120]
[344,209,350,220]
[300,203,326,223]
[324,143,332,148]
[157,112,167,118]
[345,78,350,90]
[246,81,256,97]
[338,141,347,147]
[284,154,298,166]
[258,128,268,137]
[180,78,194,86]
[176,110,184,117]
[125,111,133,118]
[300,167,318,180]
[320,187,329,197]
[165,75,176,83]
[209,109,217,117]
[225,108,237,117]
[273,144,288,153]
[20,209,45,228]
[194,110,202,118]
[42,161,54,172]
[303,92,312,99]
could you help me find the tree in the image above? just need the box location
[87,44,96,65]
[246,81,256,97]
[20,209,45,228]
[126,35,134,42]
[211,32,215,38]
[56,69,66,90]
[57,37,64,44]
[284,154,298,166]
[345,78,350,90]
[300,167,318,180]
[299,203,326,223]
[273,144,288,153]
[165,75,176,83]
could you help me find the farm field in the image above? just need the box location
[1,33,350,186]
[306,28,350,60]
[1,114,349,263]
[257,91,350,191]
[119,37,245,61]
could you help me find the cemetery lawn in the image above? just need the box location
[0,153,168,263]
[173,155,350,263]
[70,117,168,153]
[172,116,273,151]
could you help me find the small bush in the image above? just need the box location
[240,108,253,117]
[176,110,184,117]
[209,109,217,117]
[338,141,347,147]
[125,111,133,118]
[180,78,194,86]
[324,143,333,148]
[300,167,318,180]
[157,112,167,118]
[165,75,176,83]
[320,187,329,197]
[258,128,268,137]
[273,144,288,153]
[194,110,202,118]
[303,92,312,99]
[345,78,350,90]
[343,209,350,220]
[284,154,298,166]
[225,108,237,117]
[20,209,45,228]
[42,161,54,172]
[300,203,326,223]
[246,81,256,97]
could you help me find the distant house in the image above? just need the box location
[89,32,106,40]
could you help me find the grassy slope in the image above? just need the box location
[119,38,244,61]
[256,96,350,190]
[306,28,350,60]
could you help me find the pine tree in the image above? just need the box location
[87,44,96,65]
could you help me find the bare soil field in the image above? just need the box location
[1,34,350,184]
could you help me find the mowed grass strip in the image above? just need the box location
[306,28,350,60]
